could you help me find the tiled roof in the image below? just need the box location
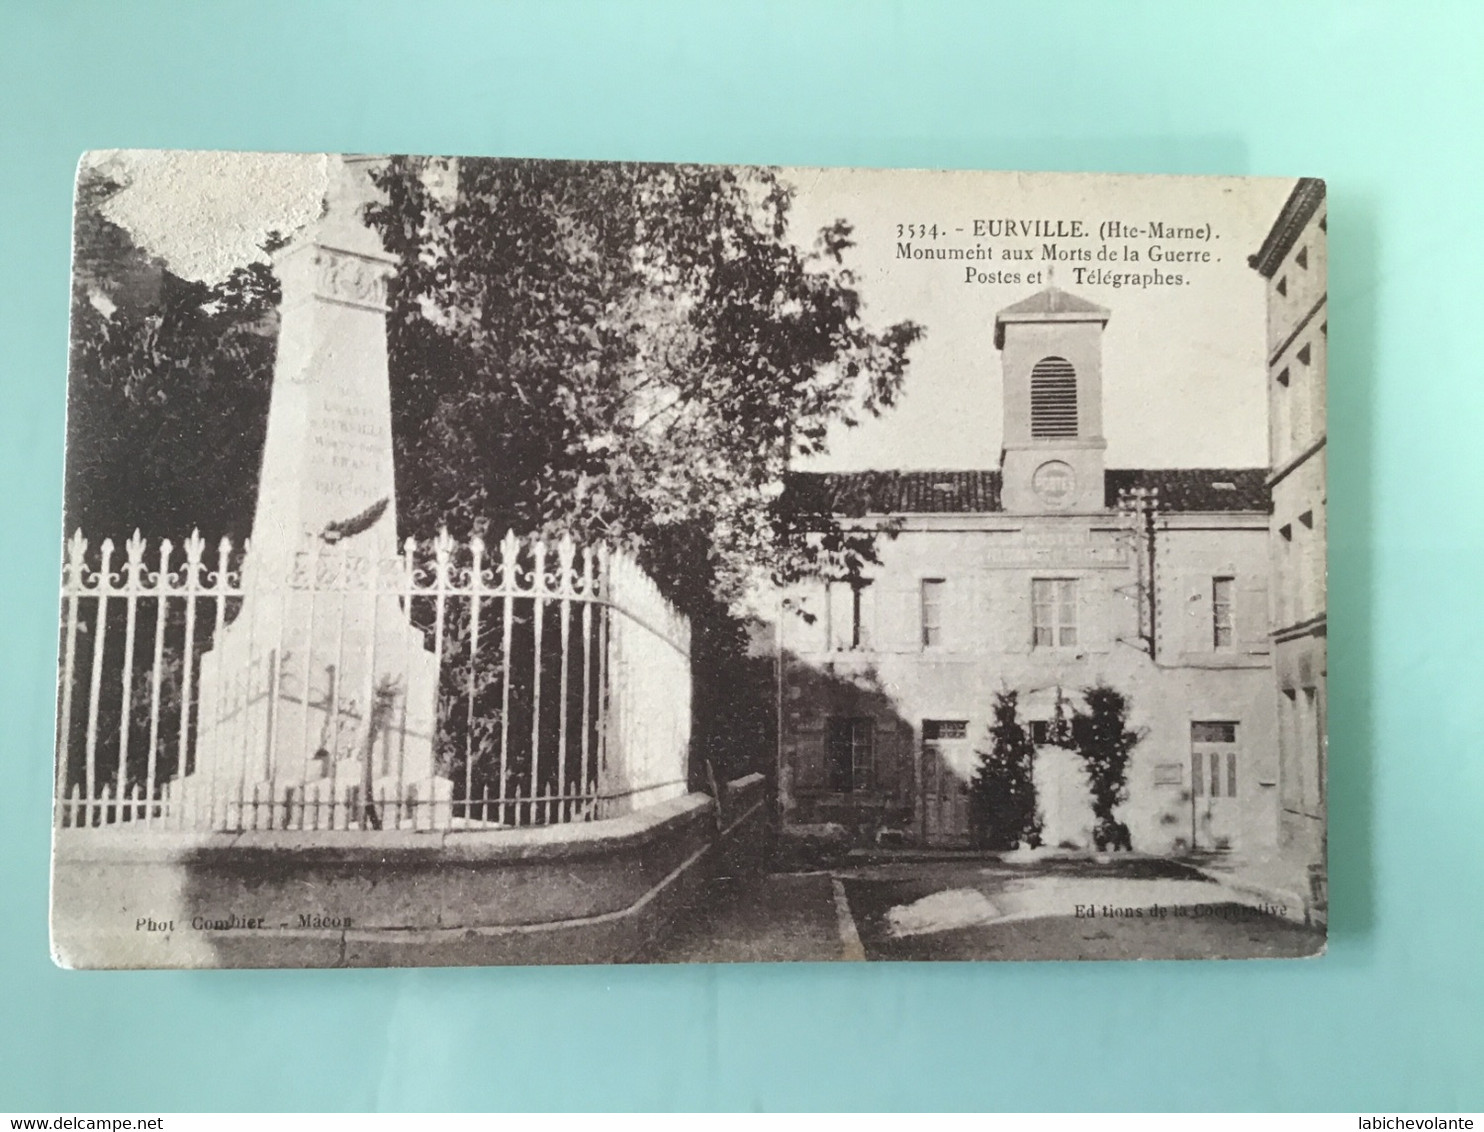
[785,470,1003,516]
[1103,468,1270,513]
[784,468,1268,515]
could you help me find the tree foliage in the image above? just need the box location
[65,156,924,786]
[969,690,1043,850]
[365,158,923,785]
[65,166,281,544]
[367,156,922,615]
[1070,681,1145,849]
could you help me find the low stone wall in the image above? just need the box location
[52,773,767,969]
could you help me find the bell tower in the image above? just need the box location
[995,286,1111,513]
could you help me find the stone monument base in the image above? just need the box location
[186,587,441,830]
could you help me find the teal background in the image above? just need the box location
[2,0,1481,1112]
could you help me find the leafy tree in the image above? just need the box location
[970,690,1043,850]
[1070,682,1145,850]
[365,157,922,783]
[65,166,281,544]
[367,157,921,607]
[64,156,925,789]
[60,170,284,797]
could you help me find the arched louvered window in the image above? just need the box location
[1030,356,1078,438]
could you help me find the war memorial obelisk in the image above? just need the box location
[184,156,445,828]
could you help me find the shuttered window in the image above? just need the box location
[1030,356,1079,438]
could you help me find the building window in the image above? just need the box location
[924,720,969,744]
[1277,276,1288,297]
[1030,356,1079,438]
[1029,720,1051,746]
[827,717,874,793]
[1192,721,1237,743]
[1032,578,1077,647]
[827,579,870,651]
[1295,246,1308,270]
[1212,576,1235,650]
[920,578,945,647]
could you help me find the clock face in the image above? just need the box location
[1032,460,1077,508]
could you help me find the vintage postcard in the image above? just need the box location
[52,152,1327,967]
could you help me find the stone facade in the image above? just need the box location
[1249,179,1328,877]
[772,286,1279,854]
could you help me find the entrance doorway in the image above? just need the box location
[922,720,972,845]
[1190,721,1240,850]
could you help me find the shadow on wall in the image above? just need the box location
[689,616,779,796]
[777,648,1108,852]
[778,650,916,843]
[776,649,1195,856]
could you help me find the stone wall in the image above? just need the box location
[51,773,767,969]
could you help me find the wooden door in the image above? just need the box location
[922,720,971,845]
[1190,722,1240,851]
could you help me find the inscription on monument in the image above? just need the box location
[308,388,393,505]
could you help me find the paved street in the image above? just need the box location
[646,872,847,963]
[646,855,1324,964]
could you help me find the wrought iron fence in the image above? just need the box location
[54,528,691,833]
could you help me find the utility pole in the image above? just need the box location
[1116,486,1161,660]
